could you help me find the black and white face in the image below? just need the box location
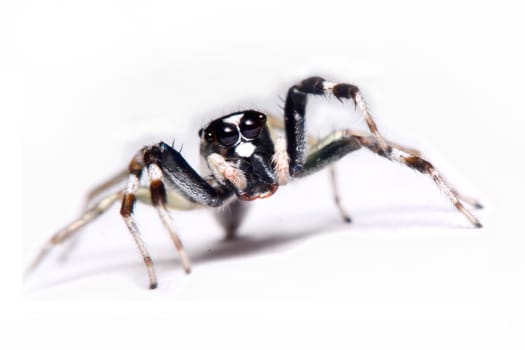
[199,110,272,159]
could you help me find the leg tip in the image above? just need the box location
[474,222,483,229]
[475,203,484,210]
[343,215,352,224]
[184,267,192,275]
[149,282,158,290]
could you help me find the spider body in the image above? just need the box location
[27,76,483,289]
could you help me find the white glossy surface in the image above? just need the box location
[7,0,525,349]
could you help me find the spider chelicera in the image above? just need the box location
[27,76,483,289]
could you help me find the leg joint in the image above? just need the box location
[332,83,360,100]
[150,179,167,206]
[120,193,136,217]
[404,156,433,173]
[297,76,326,95]
[143,145,164,166]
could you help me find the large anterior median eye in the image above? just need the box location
[240,111,266,139]
[217,122,239,146]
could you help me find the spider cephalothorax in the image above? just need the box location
[27,76,483,289]
[198,110,279,200]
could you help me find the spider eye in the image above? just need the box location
[240,111,266,139]
[201,127,215,142]
[217,123,239,146]
[204,131,215,142]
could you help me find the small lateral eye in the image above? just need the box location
[240,112,266,139]
[205,131,215,142]
[200,128,215,142]
[217,123,239,146]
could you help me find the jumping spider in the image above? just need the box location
[27,76,483,289]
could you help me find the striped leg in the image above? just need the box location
[25,190,122,277]
[59,168,129,262]
[284,76,391,175]
[84,168,129,209]
[295,129,482,228]
[120,151,158,289]
[146,162,191,274]
[324,133,424,224]
[355,134,483,227]
[267,114,351,222]
[120,142,233,288]
[359,136,483,210]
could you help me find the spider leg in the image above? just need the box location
[60,159,220,262]
[366,137,482,209]
[296,130,363,178]
[26,180,203,284]
[355,134,484,216]
[84,168,129,209]
[384,141,422,158]
[120,142,234,288]
[387,149,482,227]
[25,190,122,277]
[197,152,250,239]
[120,150,158,289]
[329,165,352,223]
[145,161,191,274]
[450,189,483,209]
[284,76,390,175]
[149,142,234,207]
[294,130,363,222]
[295,130,482,228]
[59,168,129,262]
[267,113,351,221]
[342,132,481,209]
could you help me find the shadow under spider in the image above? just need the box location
[26,216,343,292]
[186,218,343,266]
[27,205,480,292]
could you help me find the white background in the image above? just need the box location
[4,0,525,349]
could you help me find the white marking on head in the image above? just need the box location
[222,112,244,126]
[235,142,256,157]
